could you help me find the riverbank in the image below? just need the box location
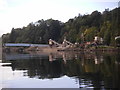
[2,46,120,53]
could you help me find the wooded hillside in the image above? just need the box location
[2,7,120,46]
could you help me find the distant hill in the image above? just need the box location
[2,7,120,46]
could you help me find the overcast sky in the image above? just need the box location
[0,0,119,36]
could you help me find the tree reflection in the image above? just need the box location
[3,51,120,89]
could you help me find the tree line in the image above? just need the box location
[2,7,120,46]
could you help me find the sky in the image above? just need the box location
[0,0,119,36]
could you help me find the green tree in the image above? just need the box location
[84,27,98,42]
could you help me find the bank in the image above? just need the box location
[2,45,120,53]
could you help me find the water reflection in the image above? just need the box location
[2,51,120,89]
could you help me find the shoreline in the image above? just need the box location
[2,46,120,53]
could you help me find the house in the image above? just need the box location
[94,36,103,45]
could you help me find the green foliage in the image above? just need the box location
[2,33,10,43]
[84,27,98,42]
[102,21,112,45]
[2,7,120,46]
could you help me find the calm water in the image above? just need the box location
[0,51,120,89]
